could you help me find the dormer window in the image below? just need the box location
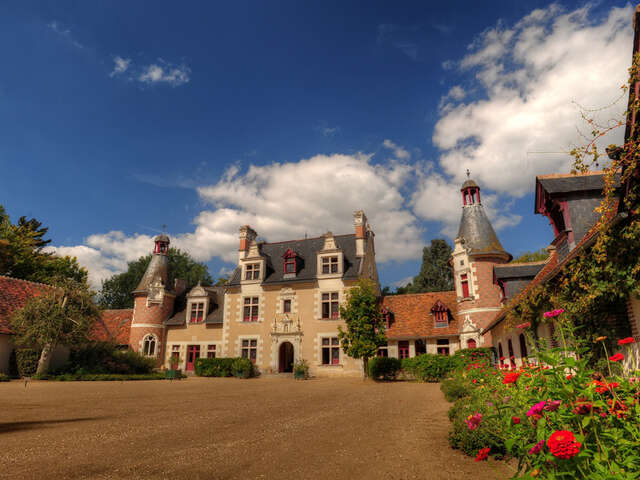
[283,249,297,274]
[244,263,260,280]
[431,300,449,328]
[322,256,339,274]
[189,302,205,323]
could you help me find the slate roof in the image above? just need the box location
[227,234,361,286]
[166,286,225,325]
[381,291,459,340]
[133,254,170,294]
[457,205,512,259]
[535,171,620,214]
[92,309,132,345]
[0,276,53,335]
[494,262,546,280]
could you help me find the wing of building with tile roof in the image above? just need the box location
[92,309,133,347]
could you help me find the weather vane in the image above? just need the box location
[162,224,167,233]
[466,169,471,178]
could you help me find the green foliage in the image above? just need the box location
[99,247,213,309]
[0,205,88,285]
[194,357,236,377]
[293,359,310,380]
[11,278,101,374]
[16,349,39,377]
[401,354,458,382]
[368,356,401,381]
[52,342,155,375]
[0,373,10,382]
[35,373,166,381]
[440,377,470,402]
[231,357,254,378]
[447,396,507,457]
[337,279,386,376]
[512,248,549,263]
[396,239,453,294]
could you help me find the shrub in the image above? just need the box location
[293,359,310,380]
[440,377,470,402]
[369,356,401,380]
[35,373,166,381]
[194,357,235,377]
[401,354,457,382]
[0,373,10,382]
[16,348,39,377]
[231,357,254,379]
[55,342,155,375]
[452,347,494,368]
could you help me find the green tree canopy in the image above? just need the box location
[0,204,87,285]
[512,248,549,263]
[396,239,454,294]
[11,277,101,375]
[99,247,214,309]
[337,279,386,377]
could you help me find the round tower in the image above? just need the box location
[451,172,512,347]
[129,234,176,366]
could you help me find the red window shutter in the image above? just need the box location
[461,274,469,298]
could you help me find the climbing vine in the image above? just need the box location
[503,53,640,348]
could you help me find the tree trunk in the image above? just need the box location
[36,344,52,376]
[362,356,369,379]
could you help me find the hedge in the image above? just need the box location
[34,373,167,381]
[401,353,458,382]
[16,349,39,377]
[231,357,254,378]
[0,373,10,382]
[368,357,402,380]
[194,357,236,377]
[52,342,155,375]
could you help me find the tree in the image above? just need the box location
[512,248,549,263]
[337,279,386,378]
[400,239,454,294]
[99,248,213,309]
[11,277,101,375]
[0,204,88,285]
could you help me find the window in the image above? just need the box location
[519,334,528,359]
[207,344,216,359]
[467,338,477,349]
[460,274,470,298]
[498,342,505,367]
[398,341,409,359]
[377,343,388,357]
[171,344,180,360]
[241,339,258,363]
[143,335,156,356]
[283,249,297,274]
[244,263,260,280]
[243,297,259,322]
[321,337,340,365]
[189,302,205,323]
[507,339,516,368]
[321,292,339,319]
[437,339,450,356]
[321,256,339,274]
[434,310,448,328]
[283,299,292,313]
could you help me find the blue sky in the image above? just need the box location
[0,1,633,288]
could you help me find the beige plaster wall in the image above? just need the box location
[164,323,224,369]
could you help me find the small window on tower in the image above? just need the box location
[460,274,470,298]
[283,299,292,313]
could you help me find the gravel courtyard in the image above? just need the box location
[0,377,508,479]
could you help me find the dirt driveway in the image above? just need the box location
[0,377,509,479]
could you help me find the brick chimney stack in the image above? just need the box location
[354,210,367,257]
[239,225,257,261]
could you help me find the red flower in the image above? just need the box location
[593,380,619,394]
[618,337,636,345]
[503,372,521,384]
[475,447,490,462]
[517,322,531,329]
[566,374,573,380]
[512,416,521,424]
[547,430,581,460]
[609,353,624,362]
[544,308,565,318]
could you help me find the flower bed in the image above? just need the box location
[443,310,640,479]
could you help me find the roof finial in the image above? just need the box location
[466,169,471,178]
[162,224,167,233]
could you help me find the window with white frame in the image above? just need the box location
[207,344,216,358]
[243,297,259,322]
[143,334,157,356]
[321,292,339,319]
[171,344,180,360]
[241,339,257,363]
[377,343,388,357]
[244,263,261,280]
[321,337,340,365]
[189,302,205,323]
[321,256,340,274]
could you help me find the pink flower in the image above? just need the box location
[544,400,561,412]
[543,308,565,318]
[527,401,546,417]
[517,322,531,329]
[529,440,545,455]
[465,413,482,431]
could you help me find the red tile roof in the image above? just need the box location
[0,276,53,334]
[381,291,459,339]
[92,309,132,345]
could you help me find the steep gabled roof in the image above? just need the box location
[0,276,53,334]
[166,285,225,325]
[92,309,132,345]
[494,261,546,280]
[381,291,459,340]
[227,234,361,286]
[457,205,511,259]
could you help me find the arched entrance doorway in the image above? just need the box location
[279,342,294,373]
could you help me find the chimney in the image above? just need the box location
[354,210,367,257]
[239,225,257,261]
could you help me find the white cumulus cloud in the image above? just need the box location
[138,62,191,86]
[110,56,131,77]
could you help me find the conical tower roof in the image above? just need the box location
[133,254,169,294]
[457,175,511,260]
